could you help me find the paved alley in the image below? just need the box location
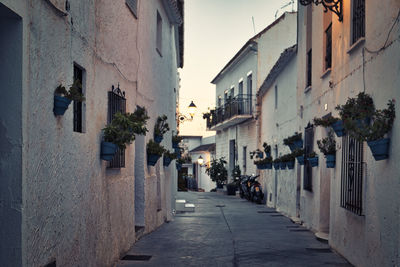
[116,192,351,267]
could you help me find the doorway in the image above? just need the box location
[0,3,23,266]
[134,135,145,228]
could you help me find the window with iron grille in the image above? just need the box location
[126,0,138,18]
[306,49,312,88]
[303,124,314,191]
[247,74,252,113]
[156,11,162,56]
[325,23,332,70]
[341,135,364,215]
[73,65,84,133]
[108,85,126,168]
[352,0,365,44]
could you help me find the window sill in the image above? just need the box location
[347,37,365,54]
[304,86,312,94]
[320,68,331,79]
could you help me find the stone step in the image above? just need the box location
[175,199,186,211]
[184,203,195,212]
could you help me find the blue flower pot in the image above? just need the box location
[163,156,172,167]
[296,155,305,165]
[355,117,371,128]
[280,161,287,170]
[367,138,390,161]
[325,154,336,168]
[265,152,271,158]
[293,140,303,149]
[147,154,161,166]
[331,120,345,137]
[273,163,280,170]
[176,163,182,170]
[172,142,179,149]
[257,163,272,170]
[53,95,72,116]
[257,152,264,158]
[287,160,295,169]
[154,134,163,143]
[308,157,319,167]
[100,141,118,161]
[288,143,296,152]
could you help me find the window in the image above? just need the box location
[306,49,312,88]
[247,74,252,113]
[352,0,365,44]
[325,23,332,70]
[156,11,162,55]
[229,87,234,99]
[341,135,364,215]
[238,81,243,96]
[126,0,138,18]
[303,124,314,191]
[73,64,85,133]
[218,96,222,107]
[108,85,126,168]
[274,85,278,109]
[224,90,228,103]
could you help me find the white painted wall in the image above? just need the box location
[0,0,182,266]
[297,1,400,266]
[259,54,298,219]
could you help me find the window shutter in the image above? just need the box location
[126,0,138,18]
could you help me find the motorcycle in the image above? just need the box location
[250,175,264,204]
[239,175,250,199]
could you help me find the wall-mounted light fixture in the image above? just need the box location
[299,0,343,22]
[197,155,204,165]
[177,101,197,123]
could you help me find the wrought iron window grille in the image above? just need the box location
[303,122,314,191]
[300,0,343,22]
[352,0,365,44]
[108,84,126,168]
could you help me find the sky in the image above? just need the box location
[178,0,297,137]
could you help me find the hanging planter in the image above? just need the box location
[280,161,287,170]
[53,95,72,116]
[284,132,303,152]
[163,150,177,167]
[287,160,295,169]
[367,138,390,161]
[53,81,85,116]
[148,154,161,166]
[154,134,163,143]
[325,154,336,168]
[176,163,182,170]
[308,156,319,167]
[100,141,118,161]
[296,155,305,165]
[163,156,172,167]
[331,120,345,137]
[273,162,280,170]
[256,163,272,170]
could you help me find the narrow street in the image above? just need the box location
[117,192,351,267]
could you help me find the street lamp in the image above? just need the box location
[299,0,343,21]
[177,101,197,123]
[197,155,204,165]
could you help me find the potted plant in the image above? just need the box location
[313,116,344,137]
[53,80,85,116]
[317,130,336,168]
[286,153,296,170]
[293,148,305,165]
[335,92,375,140]
[273,158,281,170]
[307,151,319,167]
[147,139,166,166]
[163,150,177,167]
[280,154,287,170]
[250,149,263,159]
[172,132,183,149]
[262,142,271,158]
[206,157,228,189]
[284,132,303,151]
[364,99,395,160]
[101,110,148,161]
[227,165,241,195]
[154,115,170,143]
[254,156,273,170]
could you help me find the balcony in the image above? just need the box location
[206,94,253,131]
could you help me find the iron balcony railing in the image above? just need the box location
[206,94,253,129]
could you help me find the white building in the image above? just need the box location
[295,1,399,266]
[206,12,297,182]
[257,45,299,219]
[0,0,184,266]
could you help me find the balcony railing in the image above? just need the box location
[206,94,253,130]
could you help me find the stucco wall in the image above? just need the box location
[297,1,400,266]
[259,55,298,219]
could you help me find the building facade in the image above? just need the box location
[207,12,297,182]
[0,0,183,266]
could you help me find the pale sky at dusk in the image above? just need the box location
[178,0,297,136]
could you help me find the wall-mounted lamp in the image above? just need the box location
[197,155,204,165]
[177,101,197,123]
[299,0,343,21]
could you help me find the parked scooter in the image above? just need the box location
[239,175,250,199]
[250,175,264,204]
